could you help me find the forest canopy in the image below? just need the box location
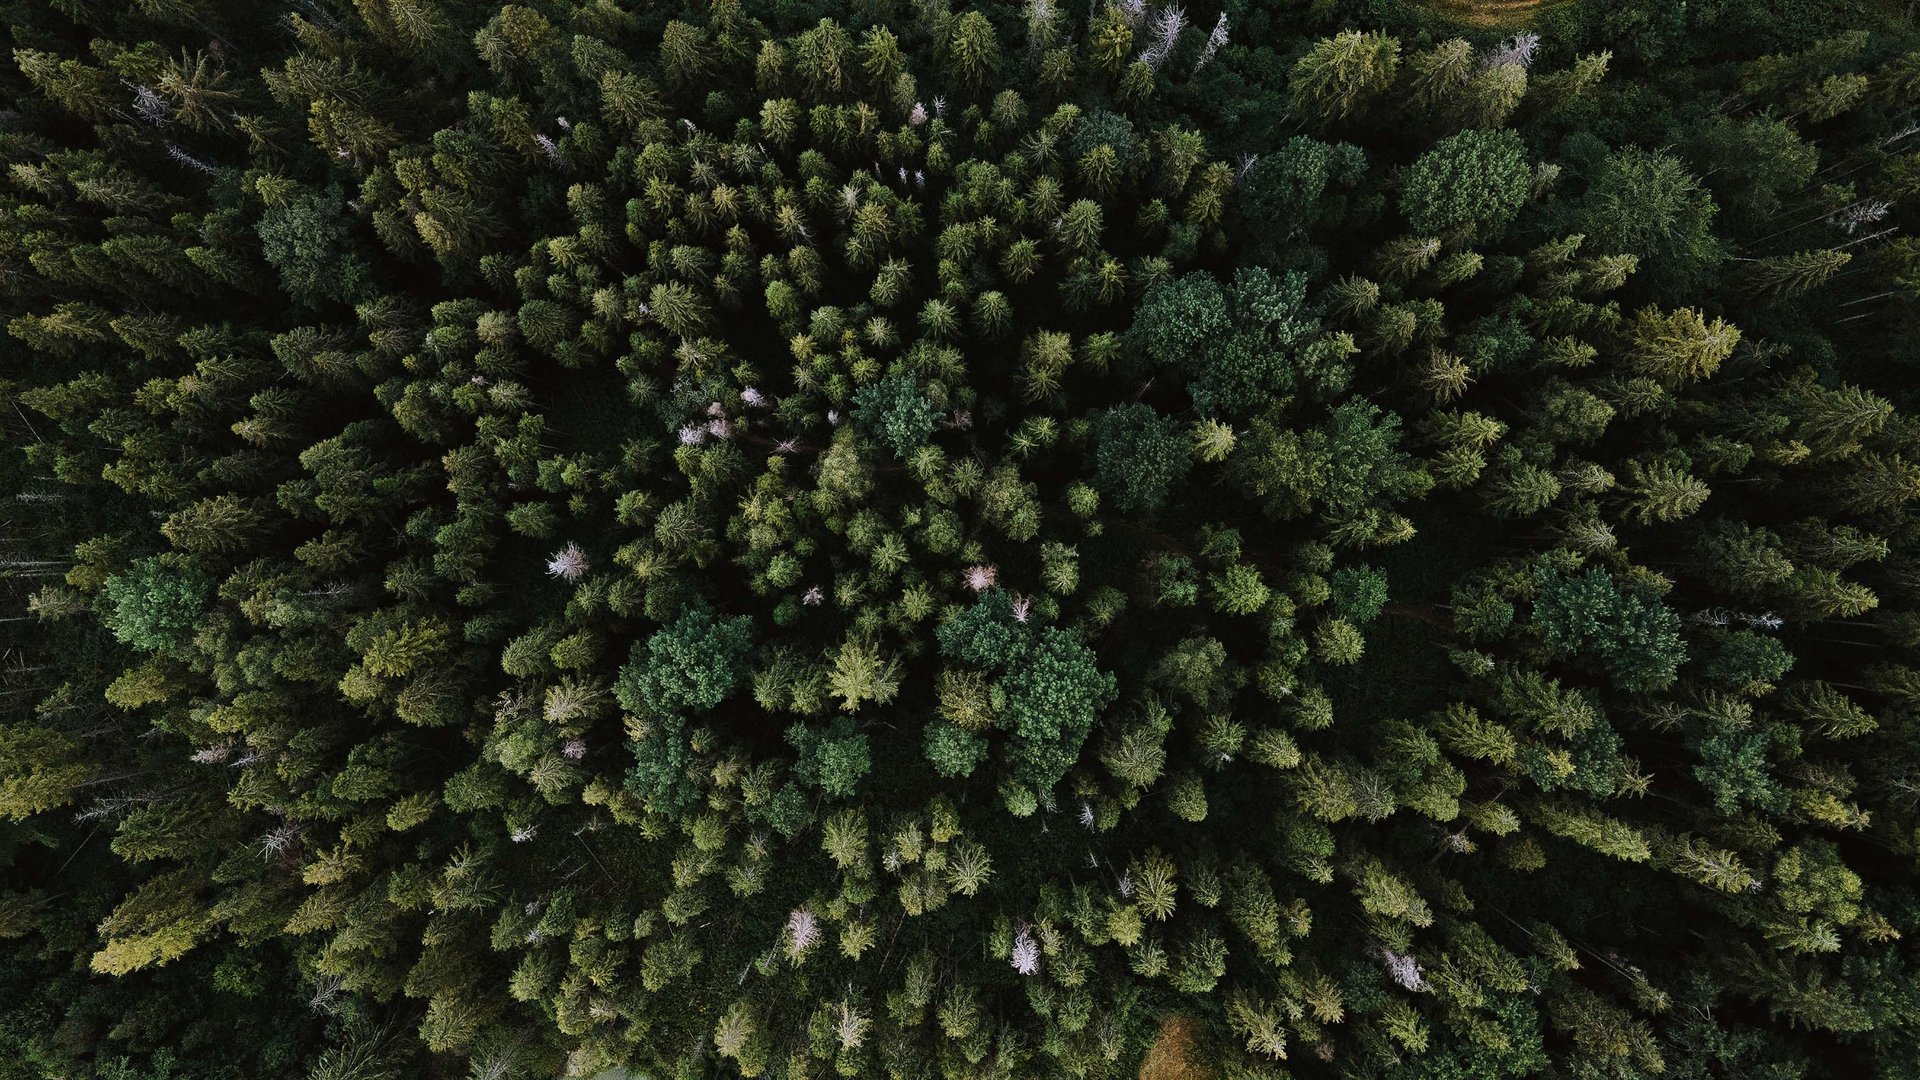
[4,0,1920,1078]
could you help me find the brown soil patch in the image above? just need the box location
[1139,1015,1213,1080]
[1420,0,1571,27]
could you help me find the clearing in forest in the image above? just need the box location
[1139,1016,1213,1080]
[1420,0,1569,26]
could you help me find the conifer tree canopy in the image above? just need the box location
[4,2,1920,1078]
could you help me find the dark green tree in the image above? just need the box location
[1532,564,1687,692]
[1401,129,1531,238]
[1093,403,1191,515]
[100,557,213,652]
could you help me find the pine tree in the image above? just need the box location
[1744,248,1850,299]
[947,12,1003,96]
[1287,31,1402,125]
[1620,458,1712,523]
[1626,306,1741,386]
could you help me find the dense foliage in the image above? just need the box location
[5,0,1920,1078]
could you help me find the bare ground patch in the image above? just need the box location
[1420,0,1573,27]
[1139,1015,1213,1080]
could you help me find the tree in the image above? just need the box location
[1209,564,1270,616]
[1620,457,1711,523]
[937,592,1116,795]
[1240,136,1368,244]
[1314,618,1365,665]
[1093,404,1191,515]
[1133,272,1230,375]
[1531,564,1686,692]
[1579,148,1725,293]
[1169,930,1229,993]
[1743,248,1849,300]
[160,495,266,556]
[714,1000,769,1076]
[1625,306,1740,386]
[1288,31,1401,125]
[1329,565,1388,624]
[827,638,901,712]
[1231,400,1429,533]
[852,372,940,459]
[0,724,93,818]
[1839,454,1920,514]
[1784,377,1892,461]
[789,717,871,796]
[101,557,212,651]
[997,623,1117,791]
[1136,267,1337,416]
[1692,729,1788,815]
[1400,129,1531,239]
[1681,114,1818,221]
[946,12,1002,95]
[924,721,988,778]
[1782,682,1876,739]
[89,868,218,976]
[658,20,712,85]
[616,609,755,715]
[257,185,372,307]
[1694,630,1794,694]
